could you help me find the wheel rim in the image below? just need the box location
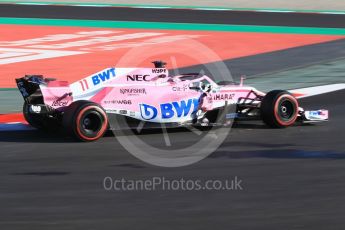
[278,99,296,121]
[81,111,103,134]
[77,107,107,140]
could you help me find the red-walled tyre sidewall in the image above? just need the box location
[274,94,298,127]
[261,90,299,128]
[63,101,108,141]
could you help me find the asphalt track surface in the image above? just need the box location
[1,5,345,230]
[179,38,345,83]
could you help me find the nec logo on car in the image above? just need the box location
[127,74,149,82]
[92,68,116,86]
[140,98,199,120]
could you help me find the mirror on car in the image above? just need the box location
[189,82,203,90]
[189,82,212,92]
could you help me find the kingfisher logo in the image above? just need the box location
[140,98,199,120]
[92,68,116,86]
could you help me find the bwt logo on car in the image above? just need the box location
[140,98,199,120]
[92,68,116,86]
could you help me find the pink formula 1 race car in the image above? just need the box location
[16,61,328,141]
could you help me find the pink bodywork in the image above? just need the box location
[39,67,264,123]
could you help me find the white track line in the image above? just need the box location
[290,83,345,99]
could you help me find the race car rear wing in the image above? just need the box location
[16,75,47,99]
[15,75,69,103]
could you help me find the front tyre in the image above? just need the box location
[63,101,108,141]
[260,90,299,128]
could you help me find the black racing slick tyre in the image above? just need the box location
[260,90,299,128]
[62,101,108,142]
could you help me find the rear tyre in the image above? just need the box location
[260,90,298,128]
[63,100,108,141]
